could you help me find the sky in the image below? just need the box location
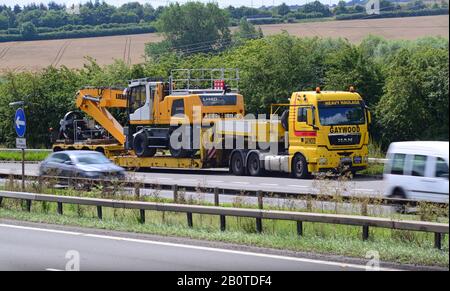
[0,0,343,9]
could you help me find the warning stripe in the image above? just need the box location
[207,147,217,160]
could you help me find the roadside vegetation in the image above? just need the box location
[0,176,448,267]
[0,150,49,161]
[1,34,448,149]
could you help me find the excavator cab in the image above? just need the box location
[127,79,160,124]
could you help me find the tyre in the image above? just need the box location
[169,131,195,158]
[133,132,156,157]
[230,152,245,176]
[247,152,264,176]
[292,154,310,179]
[390,188,407,213]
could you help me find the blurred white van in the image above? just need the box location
[383,141,449,203]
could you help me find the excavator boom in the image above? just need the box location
[75,87,127,145]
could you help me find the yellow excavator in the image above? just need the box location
[54,69,245,158]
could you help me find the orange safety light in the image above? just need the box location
[349,86,355,93]
[315,87,321,93]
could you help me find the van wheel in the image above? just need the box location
[292,154,309,179]
[247,153,264,176]
[231,152,245,176]
[391,188,407,213]
[391,188,406,199]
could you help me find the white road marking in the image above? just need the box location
[288,185,308,188]
[0,223,399,271]
[207,180,224,183]
[259,183,279,187]
[232,182,250,185]
[45,268,63,271]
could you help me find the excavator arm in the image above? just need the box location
[75,87,127,145]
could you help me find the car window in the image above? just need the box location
[390,153,406,175]
[435,157,449,179]
[411,155,427,177]
[75,153,111,165]
[48,153,70,163]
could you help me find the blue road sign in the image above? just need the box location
[14,108,26,137]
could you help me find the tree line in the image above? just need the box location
[1,1,448,42]
[0,34,448,149]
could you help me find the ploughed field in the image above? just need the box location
[0,15,448,72]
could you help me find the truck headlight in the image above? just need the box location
[318,158,328,165]
[353,156,362,164]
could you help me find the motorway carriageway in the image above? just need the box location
[0,221,399,271]
[0,162,386,197]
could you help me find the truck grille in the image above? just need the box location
[328,134,361,146]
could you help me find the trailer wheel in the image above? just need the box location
[133,132,156,157]
[231,152,245,176]
[247,152,264,176]
[292,154,310,179]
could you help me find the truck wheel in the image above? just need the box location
[247,152,264,176]
[231,152,245,176]
[292,154,309,179]
[133,132,156,157]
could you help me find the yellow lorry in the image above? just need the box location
[53,69,371,178]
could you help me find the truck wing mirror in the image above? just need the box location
[307,106,319,130]
[367,109,372,125]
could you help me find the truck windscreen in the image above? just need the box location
[318,102,365,126]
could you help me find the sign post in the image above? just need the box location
[14,108,26,190]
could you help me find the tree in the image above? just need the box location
[20,21,37,39]
[155,2,231,54]
[234,18,263,41]
[0,12,9,30]
[299,1,332,17]
[334,1,348,15]
[324,44,384,107]
[375,47,449,145]
[277,3,291,16]
[407,0,427,10]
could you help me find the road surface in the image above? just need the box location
[0,221,397,271]
[0,162,386,196]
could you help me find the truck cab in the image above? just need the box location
[288,88,371,178]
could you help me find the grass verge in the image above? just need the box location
[0,151,49,161]
[0,193,447,268]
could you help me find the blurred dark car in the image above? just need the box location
[39,150,125,180]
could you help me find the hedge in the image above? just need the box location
[0,24,156,42]
[336,8,449,20]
